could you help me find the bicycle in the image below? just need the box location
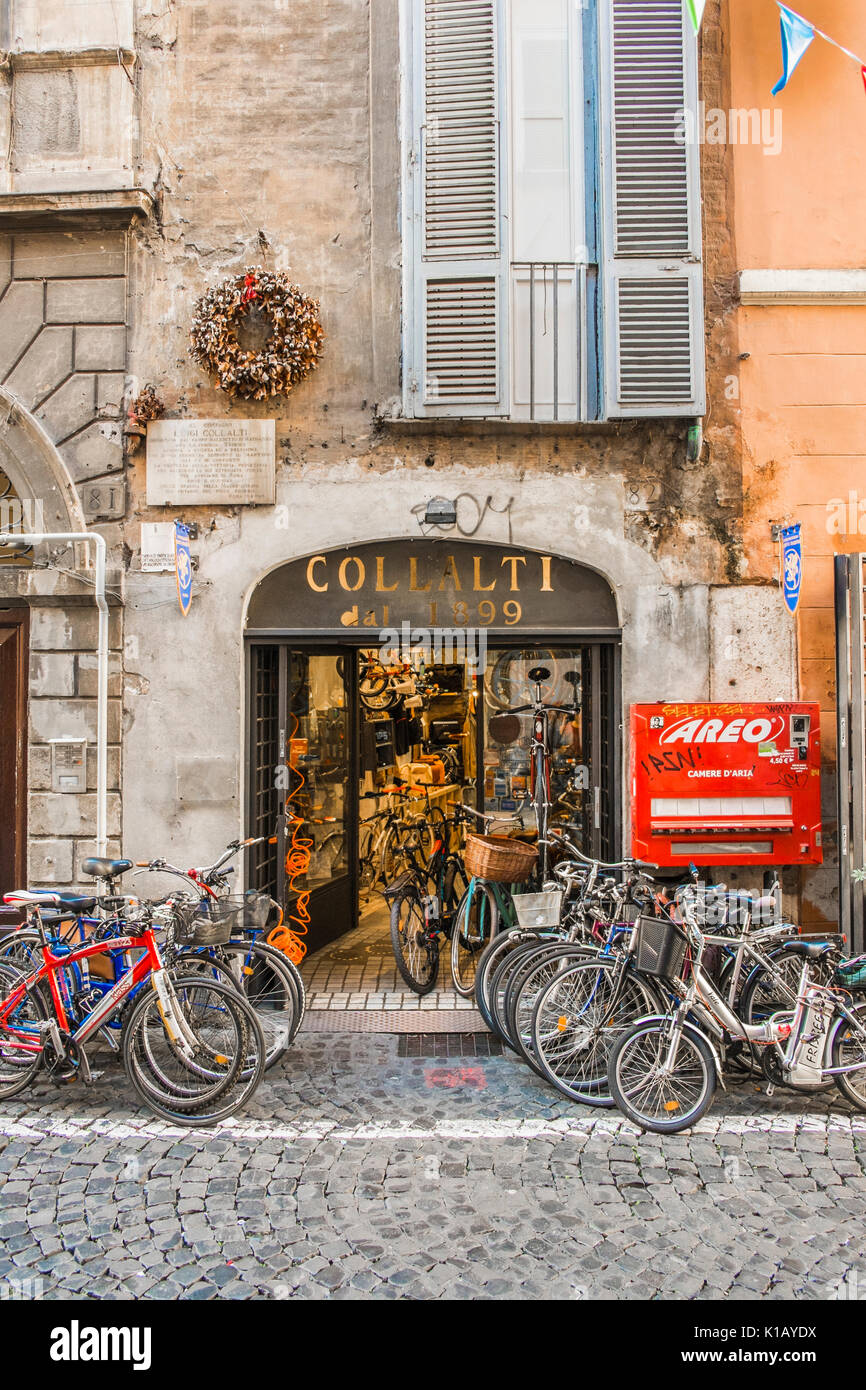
[384,803,472,994]
[605,889,864,1133]
[131,838,305,1061]
[0,890,267,1126]
[490,664,579,881]
[450,803,536,997]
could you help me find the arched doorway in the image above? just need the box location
[0,391,85,894]
[244,540,621,957]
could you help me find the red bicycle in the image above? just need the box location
[0,889,266,1125]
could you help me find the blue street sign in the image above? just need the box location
[781,523,802,615]
[175,522,192,617]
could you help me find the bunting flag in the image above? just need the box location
[772,5,816,94]
[770,3,866,101]
[685,0,706,34]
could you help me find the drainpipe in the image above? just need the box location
[0,531,109,860]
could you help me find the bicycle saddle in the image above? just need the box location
[4,890,62,908]
[798,941,836,960]
[81,857,134,880]
[528,666,551,682]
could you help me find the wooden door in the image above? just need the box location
[0,610,27,894]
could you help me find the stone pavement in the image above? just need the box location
[1,1034,865,1301]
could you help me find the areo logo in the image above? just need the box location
[659,715,786,746]
[50,1321,151,1372]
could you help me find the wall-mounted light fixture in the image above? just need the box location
[423,497,457,527]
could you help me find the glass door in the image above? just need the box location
[249,646,356,956]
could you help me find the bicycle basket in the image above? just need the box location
[241,890,273,934]
[633,915,688,978]
[173,897,243,947]
[835,955,866,992]
[464,834,537,884]
[512,890,563,929]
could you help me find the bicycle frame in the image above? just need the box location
[0,927,164,1056]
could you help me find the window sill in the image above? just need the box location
[0,189,153,229]
[375,415,624,438]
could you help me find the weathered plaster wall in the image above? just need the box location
[110,0,798,876]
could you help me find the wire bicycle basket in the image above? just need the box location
[633,915,688,979]
[172,897,244,947]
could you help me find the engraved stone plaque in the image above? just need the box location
[146,420,275,506]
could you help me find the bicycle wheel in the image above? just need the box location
[389,893,439,995]
[608,1018,717,1133]
[188,941,298,1069]
[488,939,552,1051]
[122,976,266,1126]
[531,958,657,1106]
[473,930,524,1031]
[741,946,836,1025]
[507,943,595,1075]
[0,962,47,1096]
[829,1003,866,1111]
[451,881,499,997]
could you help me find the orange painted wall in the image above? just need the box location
[725,0,866,922]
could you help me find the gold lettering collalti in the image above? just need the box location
[305,551,554,596]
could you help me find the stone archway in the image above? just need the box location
[0,385,86,534]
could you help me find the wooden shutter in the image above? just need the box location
[600,0,705,417]
[403,0,507,415]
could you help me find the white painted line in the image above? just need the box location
[0,1108,863,1146]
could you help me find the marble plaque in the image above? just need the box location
[146,419,275,506]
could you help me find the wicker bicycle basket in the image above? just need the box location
[464,834,538,884]
[173,897,244,947]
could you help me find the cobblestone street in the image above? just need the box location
[1,1034,865,1301]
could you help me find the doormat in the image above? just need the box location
[302,1009,489,1034]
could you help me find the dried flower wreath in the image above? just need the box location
[189,267,324,401]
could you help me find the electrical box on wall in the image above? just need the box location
[50,739,87,794]
[630,703,823,867]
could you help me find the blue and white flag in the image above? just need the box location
[175,522,193,617]
[772,5,815,95]
[781,524,802,615]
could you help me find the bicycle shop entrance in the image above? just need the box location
[244,540,621,960]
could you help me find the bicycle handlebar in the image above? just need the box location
[543,830,657,873]
[509,703,576,716]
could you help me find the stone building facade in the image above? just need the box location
[0,1,816,924]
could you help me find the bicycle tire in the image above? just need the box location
[473,931,524,1031]
[830,1003,866,1111]
[530,958,658,1106]
[488,939,552,1051]
[389,893,439,995]
[122,976,266,1126]
[451,881,499,997]
[608,1018,717,1134]
[0,962,47,1096]
[123,974,246,1105]
[507,943,596,1075]
[186,941,298,1069]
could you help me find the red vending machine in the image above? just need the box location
[630,702,823,867]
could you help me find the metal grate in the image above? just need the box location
[398,1032,503,1058]
[303,1008,488,1034]
[250,645,279,897]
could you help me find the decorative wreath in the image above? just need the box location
[189,267,324,401]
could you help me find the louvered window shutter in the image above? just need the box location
[404,0,507,416]
[600,0,705,417]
